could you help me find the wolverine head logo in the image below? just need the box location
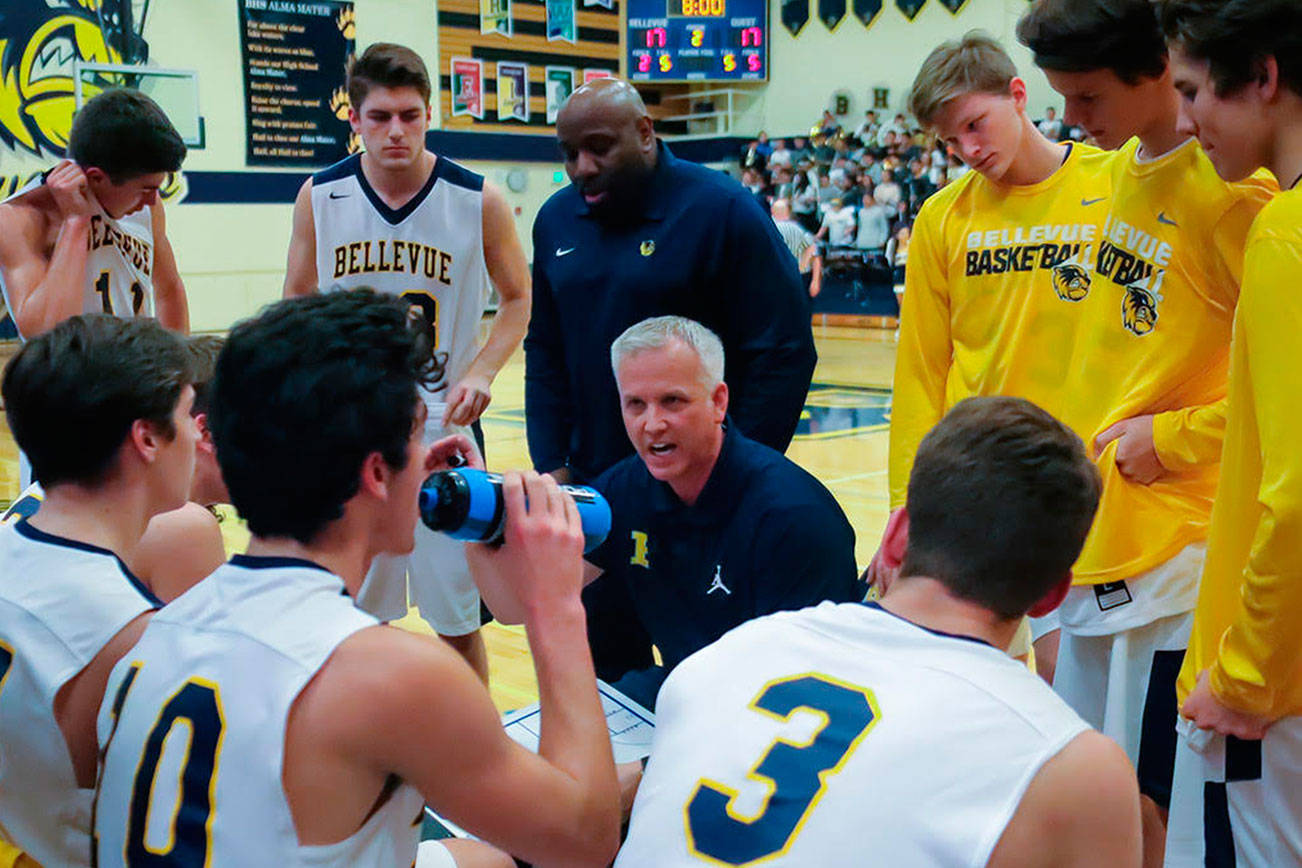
[0,1,126,158]
[1051,263,1091,302]
[1122,285,1158,336]
[640,240,656,257]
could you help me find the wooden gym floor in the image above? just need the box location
[0,324,896,711]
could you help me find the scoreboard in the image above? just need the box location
[626,0,768,82]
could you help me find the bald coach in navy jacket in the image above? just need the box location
[526,78,816,484]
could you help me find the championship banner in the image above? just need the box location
[546,0,577,42]
[481,0,513,36]
[497,62,529,122]
[781,0,810,36]
[451,57,485,119]
[896,0,925,20]
[545,66,576,123]
[820,0,846,30]
[854,0,882,27]
[583,68,612,84]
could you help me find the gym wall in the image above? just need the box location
[0,0,1056,332]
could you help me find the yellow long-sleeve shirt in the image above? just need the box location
[891,140,1273,585]
[0,842,32,868]
[1178,186,1302,719]
[890,142,1115,506]
[1064,139,1274,583]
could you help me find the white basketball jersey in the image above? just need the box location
[0,174,154,341]
[94,556,426,867]
[617,602,1090,868]
[311,154,490,401]
[0,520,158,867]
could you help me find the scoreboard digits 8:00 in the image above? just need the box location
[627,0,768,82]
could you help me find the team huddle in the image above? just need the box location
[1,0,1300,866]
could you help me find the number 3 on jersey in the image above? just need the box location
[401,290,440,356]
[685,674,879,866]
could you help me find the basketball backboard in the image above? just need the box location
[73,63,203,148]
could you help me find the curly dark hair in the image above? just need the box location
[209,289,444,543]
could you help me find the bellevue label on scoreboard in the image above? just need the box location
[627,0,768,82]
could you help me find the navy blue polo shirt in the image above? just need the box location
[586,423,860,674]
[525,141,816,481]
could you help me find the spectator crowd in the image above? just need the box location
[741,106,1081,296]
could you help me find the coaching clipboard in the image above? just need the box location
[424,680,656,838]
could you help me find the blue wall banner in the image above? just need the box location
[895,0,925,20]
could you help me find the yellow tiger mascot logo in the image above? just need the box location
[0,0,125,158]
[1121,284,1158,336]
[1051,263,1091,302]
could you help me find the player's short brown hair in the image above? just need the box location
[3,315,193,488]
[68,89,186,183]
[901,396,1101,621]
[346,43,432,109]
[909,31,1018,129]
[1018,0,1168,84]
[186,335,224,417]
[1158,0,1302,98]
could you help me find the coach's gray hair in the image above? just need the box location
[610,316,725,389]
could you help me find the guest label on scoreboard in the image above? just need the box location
[627,0,767,81]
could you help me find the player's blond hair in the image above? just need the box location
[909,32,1018,129]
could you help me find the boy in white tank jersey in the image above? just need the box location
[1,336,229,604]
[284,44,531,681]
[618,397,1142,868]
[0,315,198,867]
[94,291,618,868]
[0,88,190,340]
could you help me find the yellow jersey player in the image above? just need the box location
[1154,2,1302,865]
[0,315,198,867]
[879,33,1113,644]
[618,398,1141,868]
[1016,3,1276,862]
[93,291,618,868]
[283,44,531,682]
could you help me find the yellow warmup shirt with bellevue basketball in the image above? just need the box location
[1064,139,1274,583]
[890,142,1114,506]
[1178,186,1302,718]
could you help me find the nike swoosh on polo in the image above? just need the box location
[1157,212,1178,226]
[1081,197,1107,206]
[329,192,350,199]
[556,247,575,257]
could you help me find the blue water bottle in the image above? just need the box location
[419,468,612,553]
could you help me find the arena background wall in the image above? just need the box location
[0,0,1057,332]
